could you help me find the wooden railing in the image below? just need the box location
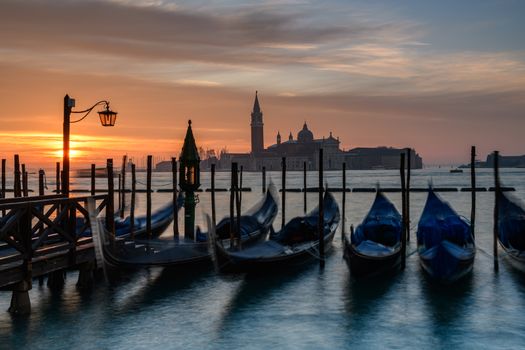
[0,194,111,287]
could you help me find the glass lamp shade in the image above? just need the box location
[98,108,117,126]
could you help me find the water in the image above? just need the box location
[1,168,525,349]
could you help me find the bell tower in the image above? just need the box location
[251,91,264,154]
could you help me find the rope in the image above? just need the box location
[135,180,174,187]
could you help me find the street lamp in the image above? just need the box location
[63,94,118,196]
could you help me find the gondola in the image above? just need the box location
[94,187,278,268]
[214,191,340,273]
[417,189,475,283]
[343,191,403,278]
[79,194,184,239]
[496,191,525,272]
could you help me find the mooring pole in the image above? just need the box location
[130,163,136,239]
[172,157,179,240]
[211,163,216,228]
[21,164,27,197]
[106,159,115,237]
[117,174,122,214]
[303,161,307,214]
[318,148,325,268]
[471,146,476,239]
[262,166,266,193]
[239,165,243,209]
[235,163,242,249]
[342,162,346,240]
[56,162,61,194]
[90,164,96,196]
[406,148,411,242]
[400,153,407,269]
[282,157,286,229]
[229,162,236,247]
[1,159,5,216]
[493,151,500,271]
[38,169,45,196]
[121,155,127,219]
[14,155,21,198]
[146,155,152,239]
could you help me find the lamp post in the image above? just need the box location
[179,120,201,240]
[63,94,118,196]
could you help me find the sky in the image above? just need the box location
[0,0,524,168]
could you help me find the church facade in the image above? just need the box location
[215,92,422,171]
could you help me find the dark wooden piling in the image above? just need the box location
[211,163,216,228]
[303,161,307,214]
[493,151,499,271]
[172,157,179,239]
[1,159,5,216]
[406,148,411,242]
[400,153,407,269]
[106,159,115,237]
[229,162,236,246]
[281,157,286,229]
[130,163,136,239]
[38,170,45,196]
[21,164,28,197]
[56,162,61,194]
[121,155,127,219]
[117,174,122,214]
[14,155,21,198]
[146,155,152,239]
[239,165,243,208]
[262,166,266,193]
[90,164,96,196]
[342,162,346,239]
[318,149,325,268]
[235,164,242,249]
[471,146,476,239]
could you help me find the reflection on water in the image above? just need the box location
[1,169,525,349]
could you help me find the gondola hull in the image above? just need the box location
[344,240,401,279]
[497,192,525,273]
[419,241,475,283]
[216,230,336,273]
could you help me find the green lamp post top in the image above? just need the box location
[180,119,200,163]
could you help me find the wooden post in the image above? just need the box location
[38,170,45,196]
[211,163,216,228]
[130,163,136,239]
[14,155,21,198]
[23,171,28,197]
[106,159,115,237]
[400,153,407,269]
[303,161,307,214]
[342,162,346,239]
[493,151,499,271]
[1,159,5,216]
[229,162,236,247]
[262,166,266,193]
[117,174,122,214]
[90,164,96,196]
[146,155,152,239]
[172,157,179,239]
[406,148,411,242]
[239,165,243,209]
[318,149,325,268]
[121,155,127,219]
[235,163,241,249]
[471,146,476,239]
[63,94,71,197]
[56,162,61,194]
[281,157,286,229]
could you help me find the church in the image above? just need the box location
[215,92,422,171]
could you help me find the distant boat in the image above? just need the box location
[214,191,340,272]
[343,191,403,278]
[449,168,463,173]
[417,189,475,283]
[496,192,525,272]
[74,167,120,178]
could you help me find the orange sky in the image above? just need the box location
[1,0,525,170]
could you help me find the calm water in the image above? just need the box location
[1,168,525,349]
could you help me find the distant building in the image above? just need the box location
[155,161,172,172]
[212,92,423,171]
[485,153,525,168]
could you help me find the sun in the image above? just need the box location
[53,149,83,159]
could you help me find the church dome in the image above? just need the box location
[297,122,314,143]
